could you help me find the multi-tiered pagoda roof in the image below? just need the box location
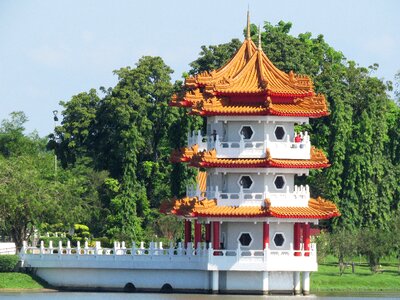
[170,27,328,118]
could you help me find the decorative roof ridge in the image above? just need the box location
[213,49,264,92]
[186,39,258,87]
[259,51,314,91]
[308,196,340,215]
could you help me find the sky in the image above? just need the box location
[0,0,399,136]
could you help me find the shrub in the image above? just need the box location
[0,255,19,272]
[74,224,89,233]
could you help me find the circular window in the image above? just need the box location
[274,175,285,190]
[239,175,253,189]
[240,126,254,140]
[274,126,286,140]
[238,233,253,247]
[273,233,285,247]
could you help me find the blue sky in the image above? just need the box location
[0,0,399,136]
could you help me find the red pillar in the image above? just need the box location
[262,222,270,249]
[303,223,311,257]
[184,219,192,247]
[205,223,211,244]
[212,221,220,254]
[294,223,301,256]
[194,220,202,248]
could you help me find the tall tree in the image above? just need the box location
[0,113,100,249]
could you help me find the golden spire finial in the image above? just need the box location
[258,25,262,50]
[246,9,251,40]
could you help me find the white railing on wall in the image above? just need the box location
[266,132,310,160]
[20,241,317,272]
[205,185,310,207]
[186,131,311,160]
[186,184,202,199]
[187,130,207,151]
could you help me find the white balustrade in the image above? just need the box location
[209,134,266,158]
[20,240,317,272]
[186,183,202,199]
[205,185,310,207]
[265,185,310,207]
[187,130,207,151]
[266,132,311,159]
[186,131,311,160]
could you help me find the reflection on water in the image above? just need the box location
[0,292,399,300]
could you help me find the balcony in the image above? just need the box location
[205,185,310,207]
[187,130,311,160]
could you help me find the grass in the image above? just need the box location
[0,272,45,289]
[312,255,400,292]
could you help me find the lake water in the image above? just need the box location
[0,292,400,300]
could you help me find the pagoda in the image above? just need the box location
[162,13,340,295]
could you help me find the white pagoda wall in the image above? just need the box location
[220,221,294,251]
[207,120,296,142]
[207,173,295,193]
[269,222,294,250]
[222,222,263,250]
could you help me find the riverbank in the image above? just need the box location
[1,262,400,293]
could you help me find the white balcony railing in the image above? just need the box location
[205,185,310,207]
[266,132,310,160]
[186,130,311,159]
[20,241,317,272]
[186,184,205,199]
[187,130,207,151]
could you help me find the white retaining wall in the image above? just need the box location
[0,242,16,255]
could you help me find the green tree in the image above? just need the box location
[330,229,358,275]
[52,56,193,241]
[48,89,100,168]
[0,113,103,249]
[358,227,391,273]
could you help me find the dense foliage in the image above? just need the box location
[0,21,399,254]
[0,255,19,272]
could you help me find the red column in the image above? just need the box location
[294,223,301,256]
[303,223,310,256]
[205,223,211,244]
[212,221,220,254]
[184,219,192,247]
[194,220,202,248]
[262,222,270,249]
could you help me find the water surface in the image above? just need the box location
[1,292,400,300]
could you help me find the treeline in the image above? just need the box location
[0,21,399,249]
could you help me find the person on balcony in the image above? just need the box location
[292,133,303,148]
[211,130,217,142]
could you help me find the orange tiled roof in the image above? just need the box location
[186,38,257,89]
[170,144,199,163]
[188,147,329,169]
[169,27,328,117]
[197,171,207,193]
[189,94,328,117]
[161,196,340,219]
